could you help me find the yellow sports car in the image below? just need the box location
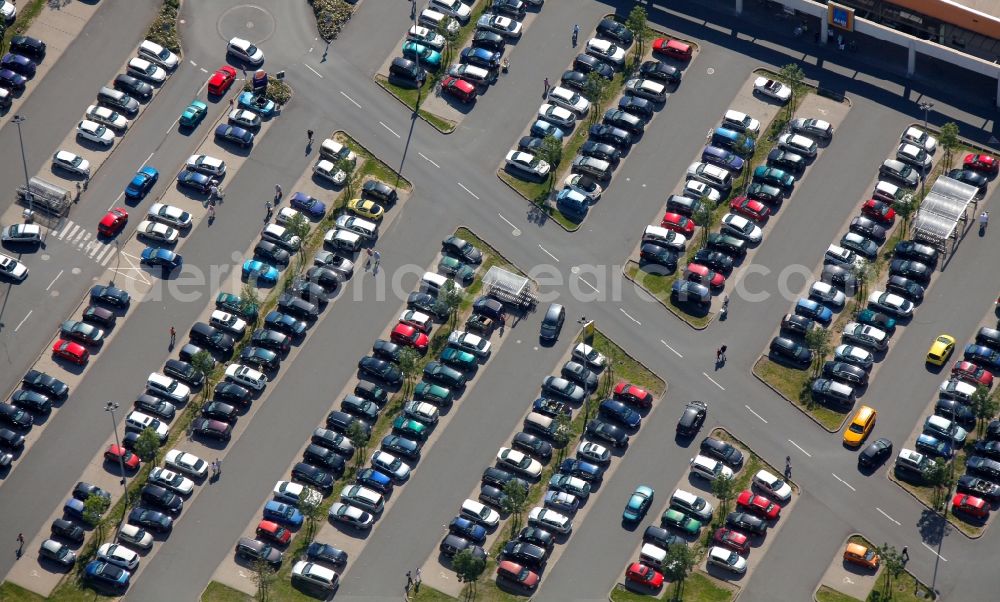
[926,334,956,366]
[346,198,384,221]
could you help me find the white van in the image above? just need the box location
[643,225,687,251]
[722,109,760,135]
[325,228,362,253]
[319,139,357,164]
[640,543,667,566]
[419,8,461,34]
[334,214,377,240]
[420,271,452,295]
[291,561,338,594]
[147,372,190,403]
[428,0,471,23]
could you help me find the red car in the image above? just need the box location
[207,66,237,96]
[390,323,428,352]
[730,196,770,221]
[52,339,89,365]
[256,519,292,545]
[652,38,692,60]
[661,212,694,236]
[737,490,780,520]
[625,562,664,588]
[952,493,988,518]
[441,76,477,103]
[951,360,994,388]
[496,560,539,590]
[861,199,895,224]
[964,153,998,174]
[613,382,653,409]
[105,444,140,470]
[712,527,750,555]
[686,263,725,288]
[98,207,129,237]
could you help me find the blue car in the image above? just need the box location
[141,247,181,271]
[558,458,602,482]
[460,47,500,69]
[599,399,641,428]
[795,298,833,325]
[915,433,953,459]
[238,91,276,117]
[1,53,37,77]
[448,516,487,544]
[64,497,86,521]
[263,500,303,528]
[243,259,279,286]
[84,560,130,593]
[356,467,393,494]
[289,191,327,219]
[125,166,159,200]
[176,168,213,193]
[0,68,27,91]
[964,344,1000,371]
[623,485,654,522]
[530,119,564,141]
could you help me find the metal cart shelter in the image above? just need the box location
[911,175,978,256]
[481,266,537,311]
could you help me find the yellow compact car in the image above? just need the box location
[844,405,877,447]
[346,198,385,221]
[926,334,956,366]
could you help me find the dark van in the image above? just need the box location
[540,303,565,342]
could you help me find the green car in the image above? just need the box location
[437,256,475,285]
[424,361,467,387]
[752,165,795,191]
[439,347,477,371]
[401,41,442,69]
[180,100,208,128]
[661,508,701,535]
[392,417,428,441]
[216,292,258,321]
[414,382,453,406]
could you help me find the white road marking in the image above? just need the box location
[787,440,812,457]
[703,372,725,390]
[304,64,324,78]
[921,543,947,561]
[379,121,401,138]
[13,310,32,332]
[418,152,440,168]
[340,91,361,108]
[78,232,91,247]
[93,245,111,263]
[661,339,682,358]
[72,229,86,245]
[60,224,78,241]
[189,60,197,67]
[199,67,208,73]
[46,270,63,291]
[57,221,73,239]
[497,213,522,236]
[100,247,117,266]
[619,307,641,325]
[831,473,856,491]
[876,507,901,526]
[578,277,599,293]
[538,244,558,262]
[744,405,767,423]
[457,182,479,199]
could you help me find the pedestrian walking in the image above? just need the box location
[543,77,549,96]
[16,533,23,558]
[307,129,314,145]
[265,200,273,221]
[228,97,235,108]
[169,327,176,346]
[902,546,909,561]
[716,347,722,362]
[406,571,413,587]
[274,184,283,202]
[364,248,373,272]
[719,344,727,361]
[499,314,506,336]
[572,24,579,46]
[415,567,422,583]
[372,250,381,274]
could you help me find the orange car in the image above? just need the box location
[843,542,879,569]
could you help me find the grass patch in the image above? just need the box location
[611,572,735,602]
[624,262,713,329]
[867,567,935,602]
[201,581,253,602]
[892,436,982,537]
[752,357,845,431]
[374,75,457,133]
[610,584,661,602]
[1,0,47,55]
[816,585,863,602]
[0,582,46,602]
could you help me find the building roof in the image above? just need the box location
[892,0,1000,39]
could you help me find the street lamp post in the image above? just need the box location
[918,101,934,199]
[105,401,130,512]
[12,115,33,218]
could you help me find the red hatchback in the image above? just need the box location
[613,382,653,409]
[105,444,141,470]
[98,207,129,237]
[730,196,770,221]
[208,66,237,96]
[391,323,429,352]
[441,76,477,103]
[737,490,780,520]
[52,339,88,365]
[496,560,539,590]
[964,153,998,174]
[861,199,895,224]
[661,212,694,236]
[625,562,664,588]
[951,360,994,388]
[952,493,988,518]
[712,527,750,554]
[256,519,292,545]
[686,263,725,288]
[652,38,692,60]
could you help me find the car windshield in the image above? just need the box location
[849,423,865,434]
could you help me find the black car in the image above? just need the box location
[341,395,379,422]
[358,356,402,385]
[140,484,183,513]
[303,444,346,471]
[849,216,887,244]
[372,339,402,363]
[0,427,25,450]
[264,311,308,337]
[946,168,988,197]
[822,361,869,386]
[972,439,1000,460]
[363,180,398,205]
[277,294,319,319]
[164,358,205,386]
[287,278,329,305]
[90,284,130,308]
[726,511,767,535]
[821,264,857,292]
[967,456,1000,481]
[189,322,235,354]
[766,148,806,172]
[311,428,355,457]
[639,243,677,269]
[202,401,239,423]
[518,526,555,551]
[747,182,783,204]
[407,291,449,320]
[254,240,290,265]
[588,123,632,148]
[305,266,342,292]
[502,541,547,570]
[11,389,51,413]
[114,74,153,100]
[472,29,506,52]
[73,481,112,504]
[178,343,214,368]
[780,313,814,336]
[51,518,85,544]
[215,123,254,147]
[481,466,518,489]
[692,248,733,272]
[128,507,173,533]
[440,534,486,560]
[618,95,654,119]
[306,542,348,567]
[292,461,337,491]
[512,431,552,461]
[857,437,893,469]
[573,54,614,79]
[354,381,389,406]
[956,475,1000,503]
[0,403,33,429]
[596,17,634,45]
[888,259,931,284]
[239,346,280,372]
[2,54,37,77]
[460,47,500,70]
[643,525,681,549]
[473,296,506,321]
[22,370,69,399]
[585,419,628,447]
[580,140,621,164]
[250,329,291,354]
[10,36,46,60]
[770,336,812,367]
[517,135,543,153]
[480,484,509,509]
[82,305,116,328]
[676,401,707,436]
[560,69,588,91]
[638,60,680,84]
[134,394,176,420]
[442,235,482,264]
[381,434,421,460]
[699,437,743,466]
[894,240,938,265]
[214,382,251,406]
[191,417,231,441]
[325,410,371,438]
[886,275,925,303]
[0,69,26,91]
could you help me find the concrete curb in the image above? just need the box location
[750,356,845,433]
[752,67,854,108]
[621,261,715,331]
[885,470,984,540]
[494,170,576,233]
[714,426,799,493]
[456,225,531,282]
[372,75,456,135]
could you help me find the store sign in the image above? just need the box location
[828,3,855,32]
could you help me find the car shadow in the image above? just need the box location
[705,563,745,582]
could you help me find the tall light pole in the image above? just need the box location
[105,401,130,514]
[919,101,934,133]
[411,2,421,106]
[12,115,33,218]
[917,102,934,199]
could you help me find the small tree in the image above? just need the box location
[452,548,486,589]
[502,479,529,531]
[134,427,162,463]
[894,194,919,235]
[537,133,564,193]
[83,492,110,532]
[625,7,649,67]
[711,474,737,518]
[336,157,356,200]
[553,412,572,448]
[438,18,459,66]
[924,459,952,510]
[877,542,906,597]
[299,493,324,543]
[250,557,277,601]
[972,385,999,438]
[691,199,714,247]
[662,543,697,601]
[239,284,261,326]
[804,327,831,378]
[190,350,216,404]
[778,63,806,117]
[285,212,311,266]
[938,121,960,168]
[584,72,610,124]
[347,420,370,469]
[851,260,874,308]
[441,280,465,327]
[397,347,420,397]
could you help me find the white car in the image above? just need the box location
[753,77,791,102]
[901,126,937,153]
[0,253,28,282]
[139,39,179,70]
[85,105,128,132]
[687,162,731,190]
[274,481,322,507]
[1,1,16,22]
[127,57,167,83]
[868,290,913,317]
[573,343,606,369]
[328,502,374,528]
[683,180,721,203]
[314,159,347,185]
[149,467,195,495]
[447,331,491,358]
[528,506,571,534]
[226,364,267,391]
[399,309,432,333]
[690,455,734,481]
[147,203,192,229]
[576,441,610,463]
[407,25,446,50]
[430,0,471,22]
[227,37,264,65]
[117,524,154,550]
[563,173,603,202]
[477,13,522,38]
[371,450,411,481]
[137,220,179,244]
[210,310,247,336]
[461,499,500,527]
[52,150,91,177]
[809,281,846,307]
[125,411,169,441]
[834,344,874,368]
[842,322,888,351]
[790,117,834,140]
[77,120,115,146]
[752,469,792,502]
[721,213,763,243]
[229,108,261,130]
[403,400,440,424]
[939,379,976,402]
[547,86,591,116]
[586,38,626,67]
[506,150,550,178]
[164,449,208,478]
[147,372,190,403]
[538,103,576,129]
[708,546,747,574]
[497,447,543,478]
[97,543,140,571]
[276,206,302,226]
[897,143,932,170]
[624,78,666,102]
[263,224,301,251]
[778,133,817,158]
[186,154,226,177]
[291,561,338,593]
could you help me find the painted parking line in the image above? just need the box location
[457,182,479,199]
[304,64,324,78]
[577,276,599,294]
[619,307,641,325]
[46,270,63,291]
[831,473,856,491]
[703,372,725,391]
[380,121,401,138]
[787,439,812,457]
[745,404,767,423]
[14,310,32,333]
[876,507,901,526]
[538,244,558,262]
[418,152,440,168]
[661,339,683,358]
[497,213,521,236]
[340,91,362,109]
[921,542,947,561]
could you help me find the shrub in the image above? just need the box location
[145,0,181,53]
[310,0,355,41]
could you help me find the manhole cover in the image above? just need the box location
[706,67,715,75]
[217,4,276,45]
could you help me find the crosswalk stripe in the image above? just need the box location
[71,229,86,245]
[57,221,74,239]
[93,244,111,263]
[100,247,116,266]
[62,224,79,241]
[79,232,91,247]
